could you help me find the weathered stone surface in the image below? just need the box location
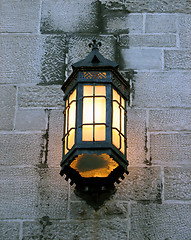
[0,35,42,84]
[120,48,162,70]
[151,133,191,165]
[178,14,191,48]
[41,0,98,33]
[0,167,39,219]
[0,85,16,130]
[164,50,191,69]
[18,85,64,108]
[37,167,68,219]
[105,14,143,34]
[127,109,147,166]
[15,109,47,131]
[114,167,162,201]
[23,220,95,240]
[128,34,176,47]
[145,14,177,33]
[100,0,191,13]
[0,0,41,33]
[0,222,20,240]
[47,110,64,168]
[149,109,191,131]
[0,133,44,166]
[164,167,191,200]
[131,203,191,240]
[70,201,128,220]
[133,71,191,108]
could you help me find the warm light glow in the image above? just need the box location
[70,153,119,177]
[82,125,93,141]
[95,97,106,123]
[95,125,105,141]
[83,98,93,123]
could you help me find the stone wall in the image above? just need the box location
[0,0,191,239]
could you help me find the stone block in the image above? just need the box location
[128,34,176,47]
[18,85,64,108]
[0,85,16,130]
[0,0,40,33]
[0,35,42,84]
[0,167,39,219]
[145,14,177,33]
[150,133,191,165]
[0,222,20,240]
[47,110,64,168]
[149,109,191,131]
[133,71,191,108]
[105,14,143,34]
[100,0,191,13]
[15,109,47,131]
[40,0,98,33]
[37,167,68,219]
[70,201,128,220]
[120,48,162,70]
[164,167,191,200]
[131,203,191,240]
[23,220,95,240]
[164,50,191,69]
[178,15,191,48]
[114,167,162,201]
[126,109,147,166]
[0,133,44,166]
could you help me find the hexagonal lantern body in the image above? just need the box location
[60,41,129,196]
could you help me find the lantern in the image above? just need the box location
[60,40,129,204]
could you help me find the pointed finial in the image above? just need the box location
[88,39,102,50]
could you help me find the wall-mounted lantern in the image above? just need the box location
[60,40,129,207]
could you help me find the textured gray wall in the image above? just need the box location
[0,0,191,239]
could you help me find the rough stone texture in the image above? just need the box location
[18,85,64,108]
[70,201,128,220]
[0,133,44,166]
[149,109,191,131]
[37,167,68,219]
[150,133,191,165]
[126,109,147,166]
[128,34,176,47]
[133,71,191,108]
[47,110,64,168]
[164,167,191,200]
[23,220,95,240]
[0,35,42,84]
[41,0,98,33]
[120,48,162,70]
[0,167,39,219]
[100,0,191,13]
[0,85,16,130]
[131,203,191,240]
[145,14,177,33]
[114,167,162,201]
[105,14,143,34]
[15,109,47,131]
[0,221,20,240]
[164,50,191,70]
[0,0,41,33]
[178,14,191,48]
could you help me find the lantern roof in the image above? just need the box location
[72,40,119,69]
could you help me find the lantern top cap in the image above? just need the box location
[72,40,119,69]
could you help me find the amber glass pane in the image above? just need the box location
[112,129,120,149]
[121,97,125,108]
[121,135,125,154]
[68,129,75,149]
[83,98,93,124]
[69,101,76,129]
[121,107,125,135]
[69,89,76,103]
[65,109,68,134]
[84,85,93,96]
[95,97,106,123]
[82,125,93,141]
[112,101,120,129]
[64,136,68,155]
[113,89,120,102]
[65,99,68,108]
[95,125,105,141]
[95,86,106,96]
